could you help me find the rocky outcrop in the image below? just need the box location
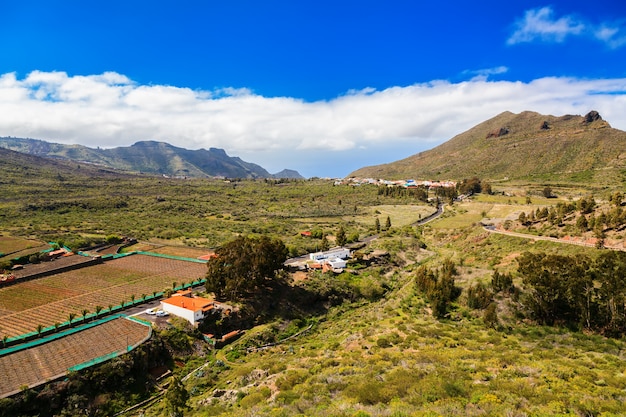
[486,127,510,138]
[584,110,602,124]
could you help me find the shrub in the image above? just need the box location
[467,282,493,309]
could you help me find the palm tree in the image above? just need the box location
[68,313,76,327]
[95,306,103,318]
[2,335,8,347]
[172,281,178,290]
[36,324,44,337]
[81,309,89,323]
[120,299,125,309]
[130,294,136,305]
[108,304,113,313]
[54,322,61,332]
[141,293,147,303]
[152,290,158,299]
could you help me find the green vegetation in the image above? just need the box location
[205,235,288,300]
[3,150,626,417]
[350,110,626,187]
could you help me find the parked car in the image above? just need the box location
[156,310,169,317]
[145,308,157,315]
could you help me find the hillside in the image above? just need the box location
[0,137,303,179]
[0,146,129,181]
[350,110,626,185]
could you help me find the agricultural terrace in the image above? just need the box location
[0,254,207,338]
[127,243,215,259]
[0,236,50,261]
[0,317,150,398]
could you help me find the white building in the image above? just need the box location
[160,292,216,326]
[309,247,350,262]
[326,258,347,269]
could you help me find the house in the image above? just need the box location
[326,258,347,269]
[160,292,217,326]
[309,247,350,262]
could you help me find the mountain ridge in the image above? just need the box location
[0,137,304,179]
[350,110,626,185]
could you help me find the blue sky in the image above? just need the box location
[0,1,625,177]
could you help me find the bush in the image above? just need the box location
[467,282,493,309]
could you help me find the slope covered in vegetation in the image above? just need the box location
[351,110,626,187]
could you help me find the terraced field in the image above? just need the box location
[0,254,207,338]
[0,317,151,398]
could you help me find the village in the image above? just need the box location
[338,177,457,189]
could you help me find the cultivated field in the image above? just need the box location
[0,317,150,398]
[0,236,50,260]
[0,254,207,338]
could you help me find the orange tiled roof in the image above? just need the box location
[162,295,214,312]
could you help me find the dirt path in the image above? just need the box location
[484,226,626,251]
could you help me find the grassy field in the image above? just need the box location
[3,163,626,416]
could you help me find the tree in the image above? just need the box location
[518,211,527,225]
[320,235,330,251]
[385,216,392,230]
[94,306,103,319]
[375,217,381,233]
[81,309,89,323]
[483,303,499,329]
[517,252,591,326]
[165,376,189,417]
[336,226,347,247]
[458,177,482,195]
[68,313,76,327]
[205,235,288,300]
[542,186,553,198]
[491,270,513,293]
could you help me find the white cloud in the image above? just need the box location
[508,7,585,44]
[508,6,626,48]
[0,70,625,177]
[462,66,509,81]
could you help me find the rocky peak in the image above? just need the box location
[584,110,602,124]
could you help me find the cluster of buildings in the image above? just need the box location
[308,247,350,270]
[339,177,457,189]
[157,247,352,342]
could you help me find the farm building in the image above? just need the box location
[160,291,217,326]
[309,247,350,262]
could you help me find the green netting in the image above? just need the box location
[68,350,122,372]
[68,319,152,372]
[0,314,127,357]
[136,251,207,263]
[103,252,135,260]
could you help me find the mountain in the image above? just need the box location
[350,111,626,185]
[271,169,305,179]
[0,145,129,181]
[0,137,303,179]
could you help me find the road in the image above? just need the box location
[483,226,626,251]
[284,203,445,265]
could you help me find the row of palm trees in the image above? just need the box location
[2,279,205,346]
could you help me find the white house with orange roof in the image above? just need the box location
[160,291,217,326]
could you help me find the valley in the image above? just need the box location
[1,112,626,416]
